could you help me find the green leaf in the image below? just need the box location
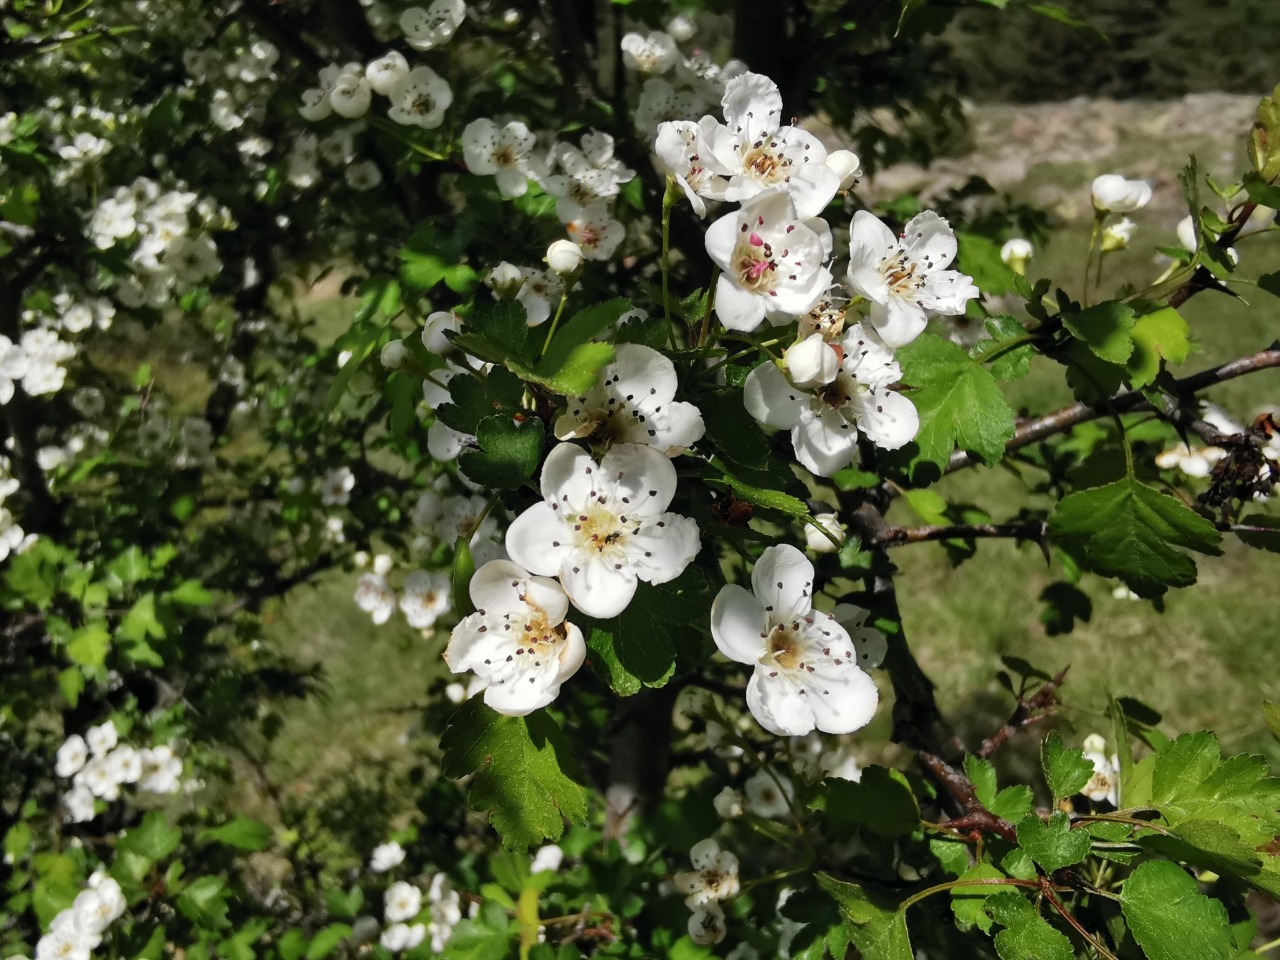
[452,535,476,619]
[66,623,111,667]
[971,315,1033,381]
[964,754,998,809]
[1062,301,1136,364]
[58,667,84,707]
[436,366,525,435]
[118,811,182,861]
[398,250,447,291]
[816,767,920,837]
[1015,811,1091,873]
[988,786,1034,823]
[169,579,214,605]
[527,341,615,396]
[1242,170,1280,208]
[305,924,352,960]
[984,892,1074,960]
[440,700,588,849]
[950,864,1003,933]
[1249,84,1280,181]
[450,300,531,367]
[816,874,912,960]
[177,876,231,930]
[705,457,810,518]
[1121,860,1235,960]
[1041,732,1096,801]
[892,334,1016,479]
[1048,475,1223,597]
[200,817,273,851]
[543,298,629,352]
[458,416,545,489]
[956,233,1020,297]
[1264,700,1280,738]
[1126,307,1190,388]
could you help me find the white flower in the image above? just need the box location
[1081,734,1119,806]
[387,67,453,129]
[1091,174,1152,213]
[636,80,705,139]
[821,745,862,782]
[0,334,29,404]
[825,149,863,191]
[710,544,879,736]
[1155,442,1226,478]
[687,903,726,946]
[486,262,525,298]
[1000,237,1034,269]
[673,838,740,908]
[62,786,96,823]
[620,31,678,74]
[321,466,355,506]
[85,721,117,757]
[401,0,465,51]
[705,72,840,218]
[712,786,743,819]
[384,881,422,923]
[72,879,125,935]
[355,572,396,625]
[331,72,372,119]
[445,560,586,715]
[1101,217,1136,252]
[744,769,794,818]
[381,339,407,369]
[666,14,696,41]
[505,443,700,619]
[426,874,462,952]
[654,117,728,218]
[77,757,120,801]
[530,845,564,874]
[461,119,541,197]
[137,745,183,794]
[56,735,89,778]
[782,334,839,390]
[544,132,634,220]
[35,926,91,960]
[803,513,845,554]
[370,841,406,873]
[399,570,452,629]
[422,310,462,355]
[845,210,979,349]
[515,269,564,326]
[704,188,833,332]
[553,343,705,456]
[563,202,625,261]
[545,239,584,275]
[379,923,426,953]
[743,324,918,476]
[104,745,142,785]
[366,51,410,95]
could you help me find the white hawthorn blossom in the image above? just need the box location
[1082,734,1120,806]
[546,239,584,275]
[563,202,625,261]
[401,0,466,51]
[366,51,410,94]
[387,67,452,129]
[743,769,794,819]
[674,838,740,908]
[425,874,462,952]
[635,80,705,138]
[320,466,355,506]
[370,841,406,873]
[399,571,452,629]
[137,745,183,794]
[845,210,979,348]
[445,559,587,715]
[1155,441,1227,478]
[505,443,701,619]
[1101,216,1136,252]
[355,571,396,625]
[85,721,118,757]
[654,117,729,218]
[704,188,833,332]
[1091,174,1152,213]
[743,324,919,476]
[1000,237,1034,271]
[688,903,727,946]
[461,119,541,197]
[71,879,125,936]
[554,343,705,456]
[544,132,634,221]
[56,735,89,778]
[384,881,422,923]
[713,786,744,819]
[620,31,679,74]
[704,72,841,218]
[379,924,426,953]
[710,544,879,736]
[803,512,845,553]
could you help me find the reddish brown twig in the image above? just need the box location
[917,751,1019,844]
[978,666,1070,759]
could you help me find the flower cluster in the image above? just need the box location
[35,872,127,960]
[378,874,462,954]
[674,839,740,946]
[55,721,184,823]
[354,554,453,631]
[1,328,76,402]
[0,455,33,563]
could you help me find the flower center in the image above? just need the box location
[764,623,804,671]
[742,142,787,184]
[734,232,777,293]
[493,145,518,168]
[573,505,630,553]
[411,93,436,115]
[880,249,929,298]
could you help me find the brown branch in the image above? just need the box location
[918,751,1019,843]
[978,665,1069,759]
[874,520,1048,548]
[940,342,1280,477]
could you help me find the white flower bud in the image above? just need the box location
[783,334,838,390]
[666,14,696,42]
[486,261,524,298]
[824,149,863,191]
[1100,217,1135,252]
[1091,174,1152,214]
[545,239,584,276]
[999,237,1033,274]
[381,339,407,369]
[804,512,846,554]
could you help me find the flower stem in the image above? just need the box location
[698,268,719,348]
[1083,212,1104,306]
[540,290,571,358]
[661,177,679,351]
[897,877,1039,913]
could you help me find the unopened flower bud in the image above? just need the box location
[824,149,863,191]
[380,339,407,369]
[784,334,838,389]
[1091,174,1151,214]
[999,237,1033,275]
[486,261,524,298]
[804,512,846,554]
[1100,217,1135,252]
[666,14,696,42]
[545,239,584,276]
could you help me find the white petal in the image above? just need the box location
[628,514,700,584]
[609,343,677,404]
[467,559,530,613]
[791,410,859,476]
[853,388,919,451]
[539,441,596,508]
[784,334,839,389]
[868,298,928,349]
[746,669,815,736]
[559,555,638,618]
[800,660,879,734]
[599,442,678,516]
[703,207,739,271]
[714,275,767,332]
[900,211,957,269]
[750,544,814,621]
[743,362,808,429]
[849,210,896,259]
[505,503,574,577]
[554,623,587,686]
[648,400,706,456]
[710,584,766,665]
[721,72,781,139]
